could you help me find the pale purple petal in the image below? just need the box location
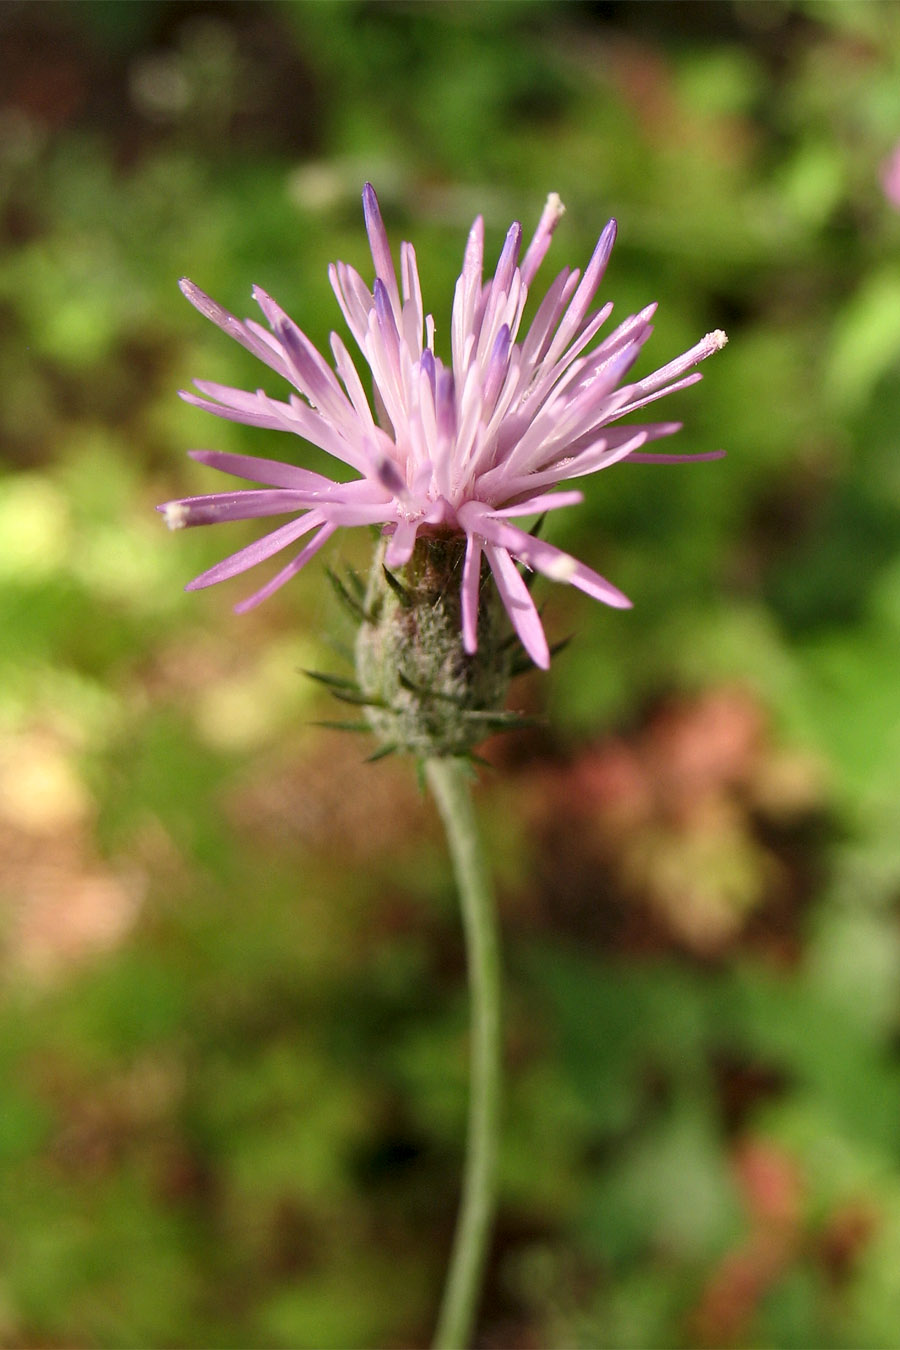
[519,266,579,368]
[363,182,401,317]
[562,421,682,462]
[400,240,424,356]
[490,222,523,303]
[384,517,420,567]
[541,220,617,366]
[179,279,291,382]
[185,512,325,590]
[319,500,397,527]
[477,512,632,610]
[179,388,289,431]
[451,214,485,372]
[192,380,275,416]
[520,192,566,288]
[253,286,354,424]
[181,384,363,468]
[329,332,378,430]
[541,300,616,390]
[534,427,653,487]
[489,489,584,517]
[328,260,374,349]
[626,330,728,400]
[243,317,288,359]
[611,371,704,419]
[233,521,337,613]
[159,489,323,528]
[256,390,369,470]
[500,423,682,494]
[624,448,726,464]
[476,343,644,495]
[373,279,403,373]
[483,324,511,411]
[186,449,336,491]
[484,542,550,669]
[461,533,483,655]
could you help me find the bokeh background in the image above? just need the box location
[2,1,900,1345]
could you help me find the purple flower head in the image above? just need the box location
[161,185,726,668]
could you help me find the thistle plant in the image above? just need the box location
[161,185,725,1348]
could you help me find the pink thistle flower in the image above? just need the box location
[161,184,726,669]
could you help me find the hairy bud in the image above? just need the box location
[355,535,513,758]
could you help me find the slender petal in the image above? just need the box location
[178,279,292,381]
[185,513,325,590]
[520,192,566,287]
[158,489,326,527]
[625,448,726,464]
[363,182,401,317]
[472,509,632,610]
[384,517,420,567]
[461,533,483,655]
[187,448,336,491]
[233,521,337,612]
[483,542,549,669]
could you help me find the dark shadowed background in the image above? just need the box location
[2,1,900,1345]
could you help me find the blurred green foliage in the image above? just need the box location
[2,1,900,1345]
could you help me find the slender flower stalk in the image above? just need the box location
[425,758,501,1350]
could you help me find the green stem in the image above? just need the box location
[426,756,502,1350]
